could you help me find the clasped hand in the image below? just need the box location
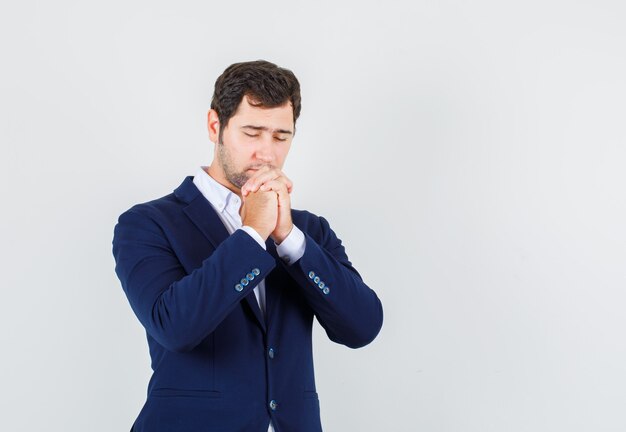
[240,166,293,244]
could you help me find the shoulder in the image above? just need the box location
[291,208,335,240]
[116,192,182,226]
[116,176,196,225]
[114,189,195,246]
[128,192,183,216]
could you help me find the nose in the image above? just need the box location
[254,135,275,165]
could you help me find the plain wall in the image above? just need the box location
[1,0,625,430]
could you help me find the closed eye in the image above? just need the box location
[244,131,288,142]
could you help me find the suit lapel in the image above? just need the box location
[183,194,230,249]
[178,178,266,332]
[243,294,266,333]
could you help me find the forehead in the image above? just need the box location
[229,95,294,130]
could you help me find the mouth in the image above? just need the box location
[249,164,273,170]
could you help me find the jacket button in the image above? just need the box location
[269,400,278,411]
[241,278,249,286]
[235,283,243,292]
[322,287,330,295]
[308,271,315,279]
[268,347,275,359]
[318,281,325,289]
[252,268,260,276]
[246,272,255,281]
[313,276,321,284]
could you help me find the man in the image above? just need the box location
[112,60,383,432]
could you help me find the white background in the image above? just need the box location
[1,1,625,431]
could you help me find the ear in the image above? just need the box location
[207,109,220,143]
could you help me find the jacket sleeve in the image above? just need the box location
[112,207,277,353]
[280,215,383,348]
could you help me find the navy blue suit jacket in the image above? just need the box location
[112,176,383,432]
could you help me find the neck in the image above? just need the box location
[205,164,242,199]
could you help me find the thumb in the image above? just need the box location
[274,187,289,208]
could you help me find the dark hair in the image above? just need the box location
[210,60,302,143]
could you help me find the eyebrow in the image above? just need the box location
[241,125,293,135]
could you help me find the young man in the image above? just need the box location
[112,60,383,432]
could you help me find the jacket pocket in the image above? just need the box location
[150,388,222,398]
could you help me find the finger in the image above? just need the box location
[259,179,290,205]
[266,170,293,193]
[262,173,292,194]
[245,169,293,194]
[249,169,281,191]
[240,168,260,195]
[242,168,277,195]
[262,171,293,193]
[281,173,294,193]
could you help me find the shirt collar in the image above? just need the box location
[192,166,241,214]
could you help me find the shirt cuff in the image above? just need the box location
[274,225,306,265]
[240,226,267,250]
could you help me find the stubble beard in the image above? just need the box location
[217,139,249,189]
[217,136,274,190]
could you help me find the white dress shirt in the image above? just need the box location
[192,166,305,432]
